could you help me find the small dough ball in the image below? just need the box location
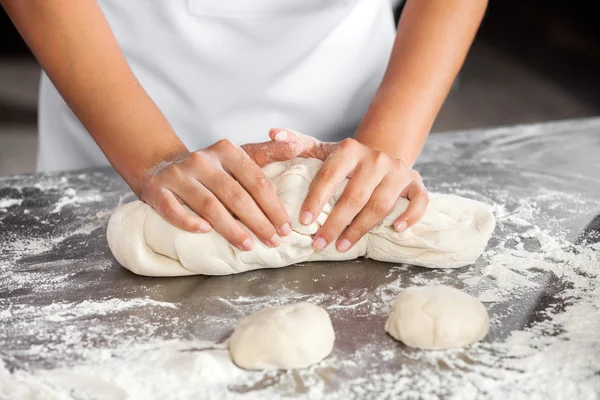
[385,285,489,350]
[228,302,335,370]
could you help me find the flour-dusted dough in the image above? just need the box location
[385,285,490,349]
[228,302,335,370]
[107,158,496,277]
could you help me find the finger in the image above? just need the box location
[205,140,292,238]
[394,180,429,232]
[174,179,256,251]
[299,139,358,227]
[312,165,386,251]
[204,168,284,247]
[241,139,303,167]
[269,128,335,160]
[203,140,285,245]
[198,140,288,245]
[336,175,401,252]
[225,150,293,238]
[144,187,212,233]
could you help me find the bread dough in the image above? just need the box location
[228,302,335,370]
[107,158,496,277]
[385,285,490,349]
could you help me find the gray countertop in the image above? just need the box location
[1,118,599,399]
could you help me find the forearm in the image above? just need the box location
[1,0,186,193]
[355,0,487,166]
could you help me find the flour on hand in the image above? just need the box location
[228,302,335,370]
[385,285,490,349]
[107,158,496,277]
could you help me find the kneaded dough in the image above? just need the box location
[228,302,335,370]
[385,285,489,349]
[107,158,496,277]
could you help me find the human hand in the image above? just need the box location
[269,128,429,253]
[138,138,303,251]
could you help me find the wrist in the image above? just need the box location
[354,122,425,168]
[354,90,431,167]
[118,140,189,197]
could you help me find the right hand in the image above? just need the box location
[138,138,303,251]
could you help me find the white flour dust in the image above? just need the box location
[0,198,22,209]
[52,191,104,214]
[1,169,599,398]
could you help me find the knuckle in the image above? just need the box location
[371,197,395,216]
[372,150,390,166]
[167,163,185,181]
[345,190,368,209]
[186,151,206,167]
[240,156,255,167]
[339,137,358,151]
[323,219,346,240]
[394,157,406,167]
[199,196,219,216]
[214,139,236,153]
[317,167,337,184]
[250,174,270,193]
[228,187,248,208]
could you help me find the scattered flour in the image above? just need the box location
[2,202,599,399]
[1,149,599,398]
[52,193,104,213]
[0,198,22,209]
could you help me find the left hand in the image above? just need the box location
[268,128,429,253]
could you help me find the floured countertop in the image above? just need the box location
[1,118,599,399]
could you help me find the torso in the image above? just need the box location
[37,0,396,171]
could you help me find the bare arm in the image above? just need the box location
[1,0,186,190]
[355,0,488,166]
[1,0,297,249]
[293,0,487,253]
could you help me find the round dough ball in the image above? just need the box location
[385,285,489,350]
[228,302,335,370]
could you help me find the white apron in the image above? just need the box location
[37,0,396,172]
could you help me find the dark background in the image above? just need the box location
[0,1,599,175]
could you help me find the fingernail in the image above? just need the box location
[241,238,254,251]
[279,222,292,236]
[337,239,352,252]
[313,237,327,251]
[395,221,408,232]
[197,221,212,233]
[301,211,313,225]
[275,130,287,142]
[268,233,282,247]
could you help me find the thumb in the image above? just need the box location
[241,139,303,167]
